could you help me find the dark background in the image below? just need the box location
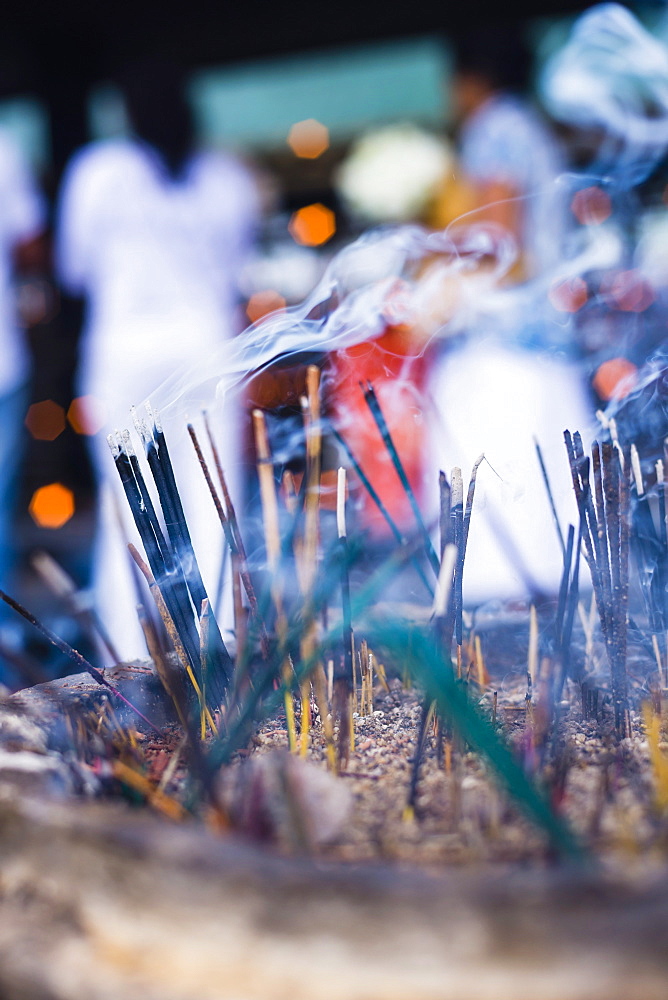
[3,0,598,179]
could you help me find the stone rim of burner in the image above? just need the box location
[1,667,668,999]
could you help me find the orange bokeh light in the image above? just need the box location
[67,395,106,435]
[24,400,66,441]
[289,203,336,247]
[592,358,638,401]
[287,118,330,159]
[571,186,612,226]
[246,289,287,324]
[29,483,75,529]
[548,276,588,313]
[607,270,655,312]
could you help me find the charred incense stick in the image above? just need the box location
[362,380,440,576]
[564,433,609,642]
[0,588,161,733]
[109,431,204,687]
[566,431,630,734]
[592,442,613,620]
[138,410,233,688]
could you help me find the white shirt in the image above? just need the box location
[56,139,259,411]
[0,130,44,396]
[55,139,259,661]
[459,94,566,276]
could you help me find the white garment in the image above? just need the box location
[459,94,566,277]
[56,140,259,660]
[0,130,44,395]
[428,339,592,604]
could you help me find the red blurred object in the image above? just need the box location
[331,323,428,537]
[592,357,638,401]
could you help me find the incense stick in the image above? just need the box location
[0,588,161,734]
[534,437,566,559]
[439,470,451,560]
[252,408,298,752]
[187,420,269,656]
[331,425,433,596]
[32,550,122,665]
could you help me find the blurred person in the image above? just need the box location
[56,57,260,662]
[0,130,45,680]
[431,24,566,280]
[425,26,594,605]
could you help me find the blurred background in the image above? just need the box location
[2,0,666,674]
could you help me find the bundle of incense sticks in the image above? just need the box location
[109,408,233,708]
[564,431,630,735]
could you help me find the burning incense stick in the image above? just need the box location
[187,421,268,655]
[335,467,354,769]
[528,604,538,687]
[432,543,457,624]
[128,544,213,732]
[252,408,297,751]
[451,467,464,648]
[0,588,161,733]
[298,368,321,755]
[439,470,451,560]
[203,410,255,590]
[362,380,440,576]
[337,467,354,676]
[534,437,566,560]
[331,426,432,597]
[138,409,234,688]
[565,430,630,734]
[109,431,204,689]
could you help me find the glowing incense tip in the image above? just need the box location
[432,542,457,619]
[630,443,644,495]
[337,466,347,539]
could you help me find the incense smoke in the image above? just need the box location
[540,3,668,186]
[141,3,668,604]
